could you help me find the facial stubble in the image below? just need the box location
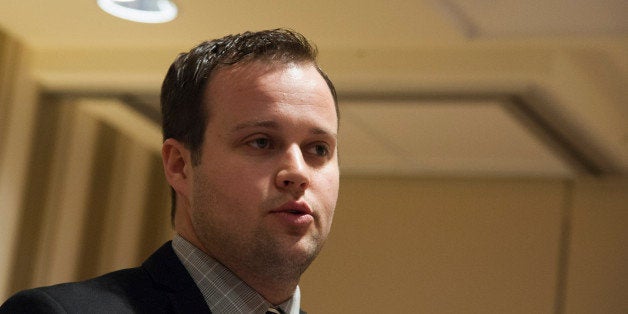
[190,170,327,282]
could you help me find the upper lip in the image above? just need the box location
[271,200,313,215]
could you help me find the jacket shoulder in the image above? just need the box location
[0,267,165,313]
[0,242,193,313]
[0,288,65,313]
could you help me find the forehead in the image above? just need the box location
[209,60,314,89]
[203,60,335,115]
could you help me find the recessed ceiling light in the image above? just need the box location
[97,0,178,24]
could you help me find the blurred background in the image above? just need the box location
[0,1,626,313]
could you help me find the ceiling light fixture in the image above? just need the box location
[97,0,178,24]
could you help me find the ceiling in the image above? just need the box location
[1,0,627,177]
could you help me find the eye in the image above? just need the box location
[247,137,273,149]
[308,142,331,157]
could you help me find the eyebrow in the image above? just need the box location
[231,120,337,138]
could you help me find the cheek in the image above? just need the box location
[214,167,274,210]
[322,168,340,201]
[316,170,339,216]
[209,159,267,190]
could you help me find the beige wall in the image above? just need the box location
[300,177,628,313]
[302,177,566,313]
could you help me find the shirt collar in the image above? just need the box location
[172,234,301,314]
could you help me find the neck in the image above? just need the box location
[174,231,301,305]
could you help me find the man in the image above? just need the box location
[0,29,339,313]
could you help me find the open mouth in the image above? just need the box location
[270,201,314,226]
[272,200,312,215]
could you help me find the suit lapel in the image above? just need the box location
[142,241,211,313]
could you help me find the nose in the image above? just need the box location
[275,145,310,196]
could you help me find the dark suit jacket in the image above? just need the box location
[0,242,210,313]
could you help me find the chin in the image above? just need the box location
[292,236,324,264]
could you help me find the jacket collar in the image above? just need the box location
[142,241,211,313]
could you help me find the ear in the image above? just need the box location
[162,138,193,201]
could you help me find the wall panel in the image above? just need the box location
[563,178,628,314]
[3,98,171,297]
[0,29,38,301]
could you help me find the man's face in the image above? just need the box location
[188,61,339,279]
